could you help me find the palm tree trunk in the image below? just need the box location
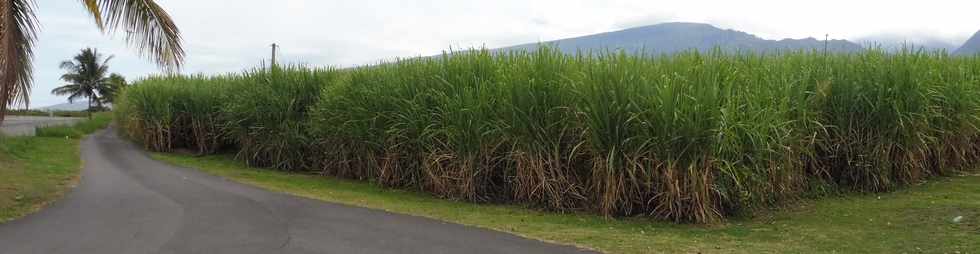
[87,98,92,119]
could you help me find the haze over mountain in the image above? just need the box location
[36,101,93,111]
[855,34,959,52]
[499,22,864,55]
[495,22,980,56]
[954,30,980,55]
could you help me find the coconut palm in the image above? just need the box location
[100,73,126,105]
[0,0,183,124]
[51,48,113,118]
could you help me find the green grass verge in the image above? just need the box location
[152,153,980,254]
[0,113,112,223]
[0,137,81,223]
[35,113,113,139]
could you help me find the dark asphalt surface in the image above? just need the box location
[0,128,594,254]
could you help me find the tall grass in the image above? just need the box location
[222,66,343,170]
[115,75,230,153]
[114,47,980,223]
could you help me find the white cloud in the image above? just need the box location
[26,0,980,108]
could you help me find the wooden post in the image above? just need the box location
[271,43,278,68]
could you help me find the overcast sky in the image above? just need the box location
[26,0,980,108]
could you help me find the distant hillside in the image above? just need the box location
[855,34,959,52]
[954,30,980,55]
[500,22,864,55]
[38,101,93,111]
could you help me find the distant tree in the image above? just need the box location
[51,48,113,118]
[100,73,127,105]
[0,0,184,124]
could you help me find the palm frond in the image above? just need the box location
[80,0,104,30]
[97,54,112,76]
[0,0,39,123]
[101,53,114,65]
[59,60,78,70]
[52,84,82,96]
[61,73,83,83]
[97,0,184,71]
[67,91,87,104]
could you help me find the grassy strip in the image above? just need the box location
[35,113,113,139]
[0,113,112,223]
[153,152,980,254]
[7,109,92,118]
[0,137,80,223]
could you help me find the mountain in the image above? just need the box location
[37,101,94,111]
[954,30,980,55]
[855,34,959,52]
[499,22,864,55]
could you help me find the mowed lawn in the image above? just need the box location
[0,137,81,223]
[154,153,980,254]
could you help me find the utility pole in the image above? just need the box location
[270,43,279,68]
[824,34,829,55]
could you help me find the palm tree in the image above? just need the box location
[0,0,183,124]
[100,73,126,105]
[51,48,113,118]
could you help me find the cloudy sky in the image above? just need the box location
[26,0,980,107]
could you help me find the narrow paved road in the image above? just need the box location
[0,128,593,254]
[0,116,82,136]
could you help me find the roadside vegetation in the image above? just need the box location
[116,47,980,223]
[6,109,89,118]
[34,113,112,139]
[153,152,980,253]
[0,113,111,222]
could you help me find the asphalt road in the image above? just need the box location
[0,128,594,254]
[0,116,82,136]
